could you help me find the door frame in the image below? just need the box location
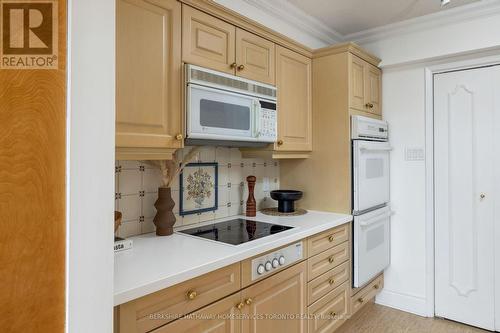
[424,51,500,325]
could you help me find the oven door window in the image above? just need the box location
[188,84,255,140]
[353,206,391,287]
[353,141,391,213]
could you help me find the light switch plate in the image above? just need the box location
[405,147,425,161]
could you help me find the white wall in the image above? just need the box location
[357,7,500,317]
[67,0,115,332]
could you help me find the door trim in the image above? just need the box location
[424,52,500,324]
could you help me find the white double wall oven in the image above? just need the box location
[351,116,392,288]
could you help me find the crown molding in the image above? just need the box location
[345,0,500,44]
[241,0,344,45]
[233,0,500,51]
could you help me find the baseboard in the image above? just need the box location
[375,289,429,317]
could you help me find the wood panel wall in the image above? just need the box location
[0,1,67,331]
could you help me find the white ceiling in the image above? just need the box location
[286,0,479,36]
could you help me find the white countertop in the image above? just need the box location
[114,210,352,306]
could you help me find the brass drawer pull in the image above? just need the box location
[277,139,284,146]
[329,278,335,285]
[328,256,335,263]
[245,298,253,305]
[358,297,364,303]
[329,311,336,318]
[374,284,379,290]
[236,302,244,310]
[237,64,245,71]
[187,290,197,300]
[230,62,237,69]
[365,103,374,108]
[328,235,334,242]
[175,133,183,141]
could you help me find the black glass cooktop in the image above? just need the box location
[178,218,294,245]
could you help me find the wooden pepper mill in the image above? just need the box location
[246,175,257,217]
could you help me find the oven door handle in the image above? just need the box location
[359,145,393,152]
[359,211,394,228]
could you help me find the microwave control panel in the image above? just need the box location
[259,108,277,140]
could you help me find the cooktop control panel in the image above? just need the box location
[251,241,303,281]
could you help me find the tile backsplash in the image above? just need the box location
[115,147,280,238]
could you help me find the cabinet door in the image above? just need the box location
[365,64,382,115]
[241,261,307,333]
[275,46,312,152]
[349,55,366,112]
[151,293,242,333]
[235,28,275,85]
[116,0,182,150]
[182,5,236,74]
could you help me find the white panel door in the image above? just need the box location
[434,67,496,331]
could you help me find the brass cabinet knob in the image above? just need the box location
[329,311,336,318]
[236,302,245,310]
[277,140,284,146]
[175,133,183,141]
[245,298,253,305]
[328,235,334,242]
[358,297,364,303]
[328,256,335,263]
[329,278,335,285]
[187,290,197,300]
[374,284,379,290]
[365,103,374,108]
[237,64,245,71]
[230,62,237,69]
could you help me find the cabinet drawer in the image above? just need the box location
[307,261,349,305]
[117,263,241,333]
[307,224,349,258]
[308,281,349,333]
[150,293,242,333]
[351,274,383,315]
[307,242,349,281]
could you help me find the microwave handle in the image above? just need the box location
[359,211,394,228]
[253,100,261,138]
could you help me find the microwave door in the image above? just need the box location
[353,141,391,214]
[188,84,257,141]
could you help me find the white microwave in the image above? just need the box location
[185,65,277,146]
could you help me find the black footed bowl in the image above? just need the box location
[270,190,303,213]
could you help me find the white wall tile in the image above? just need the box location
[118,169,141,195]
[143,168,162,193]
[118,194,141,222]
[115,147,279,237]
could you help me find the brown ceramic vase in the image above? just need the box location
[154,187,176,236]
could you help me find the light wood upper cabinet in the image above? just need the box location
[235,28,275,85]
[182,5,236,74]
[349,54,382,115]
[275,46,312,152]
[241,261,307,333]
[349,55,366,112]
[116,0,182,159]
[365,63,382,115]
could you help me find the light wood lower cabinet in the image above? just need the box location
[151,293,242,333]
[116,0,183,160]
[117,263,240,333]
[307,224,349,257]
[241,261,307,333]
[351,274,384,315]
[307,242,349,281]
[308,261,349,305]
[308,281,350,333]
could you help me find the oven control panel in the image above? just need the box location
[251,241,303,281]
